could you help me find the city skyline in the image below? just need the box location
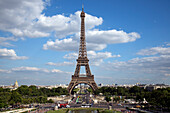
[0,0,170,85]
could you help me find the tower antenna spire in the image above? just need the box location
[82,3,84,11]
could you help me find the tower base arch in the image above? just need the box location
[67,75,98,94]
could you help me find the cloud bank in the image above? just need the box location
[106,46,170,77]
[0,66,71,74]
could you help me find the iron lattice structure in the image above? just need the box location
[67,8,98,94]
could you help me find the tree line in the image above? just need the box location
[94,86,170,109]
[1,85,169,110]
[0,85,68,108]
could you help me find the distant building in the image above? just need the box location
[96,83,169,91]
[36,84,68,89]
[138,84,147,89]
[145,84,169,91]
[0,80,19,90]
[118,84,135,88]
[13,80,19,89]
[137,83,169,91]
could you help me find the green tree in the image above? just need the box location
[105,96,111,103]
[87,87,93,93]
[129,86,141,95]
[38,96,47,103]
[94,89,100,95]
[117,87,125,95]
[136,94,144,102]
[113,96,120,103]
[17,85,29,95]
[9,91,22,105]
[73,88,79,94]
[48,99,54,103]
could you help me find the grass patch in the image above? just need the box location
[47,108,121,113]
[47,109,68,113]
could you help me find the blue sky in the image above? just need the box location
[0,0,170,85]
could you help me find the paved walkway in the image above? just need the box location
[1,108,35,113]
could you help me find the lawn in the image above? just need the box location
[47,108,121,113]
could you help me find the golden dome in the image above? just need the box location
[14,80,18,88]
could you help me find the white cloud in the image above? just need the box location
[0,66,71,74]
[106,46,170,76]
[36,11,103,38]
[0,66,72,85]
[64,51,120,66]
[51,69,62,73]
[85,29,140,44]
[0,0,47,38]
[12,67,43,72]
[43,29,140,52]
[0,48,28,60]
[47,61,74,66]
[88,51,121,59]
[0,0,140,45]
[43,38,106,51]
[0,37,18,47]
[10,29,50,38]
[87,43,107,51]
[63,52,78,60]
[0,69,10,73]
[43,27,140,52]
[43,38,78,51]
[89,51,121,66]
[137,47,170,56]
[0,0,103,38]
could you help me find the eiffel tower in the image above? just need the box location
[67,7,98,94]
